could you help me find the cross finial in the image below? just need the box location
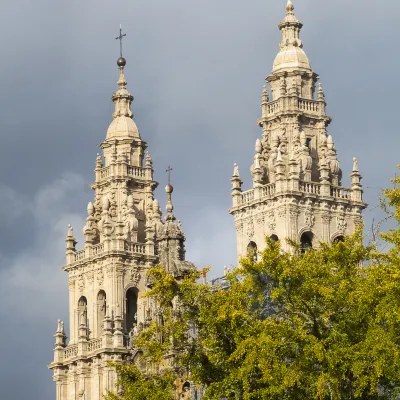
[115,24,127,58]
[166,166,173,185]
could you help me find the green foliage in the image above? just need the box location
[109,171,400,400]
[104,363,175,400]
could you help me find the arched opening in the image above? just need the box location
[333,235,345,244]
[125,287,138,335]
[270,234,279,244]
[300,232,313,253]
[77,296,88,337]
[247,241,258,262]
[97,290,106,336]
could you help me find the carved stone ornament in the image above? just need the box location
[77,275,85,292]
[96,269,104,286]
[268,212,276,232]
[246,219,255,238]
[278,208,286,220]
[337,214,347,233]
[87,271,94,284]
[256,212,265,227]
[130,269,141,286]
[235,220,243,233]
[304,208,315,228]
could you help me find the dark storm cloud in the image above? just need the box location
[0,0,397,398]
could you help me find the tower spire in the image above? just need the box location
[165,167,176,221]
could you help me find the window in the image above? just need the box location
[270,234,279,244]
[126,288,138,334]
[247,241,258,262]
[300,232,313,253]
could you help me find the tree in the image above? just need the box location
[108,175,400,399]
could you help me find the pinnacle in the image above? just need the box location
[286,0,294,13]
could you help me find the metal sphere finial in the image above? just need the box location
[117,57,126,67]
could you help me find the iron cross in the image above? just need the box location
[115,25,127,58]
[166,166,173,185]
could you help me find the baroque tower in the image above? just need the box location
[229,0,366,258]
[49,56,196,400]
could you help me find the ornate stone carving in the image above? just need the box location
[337,214,347,233]
[130,268,141,286]
[77,275,85,292]
[256,212,265,227]
[96,269,104,286]
[304,207,315,228]
[268,212,276,232]
[246,219,255,238]
[235,220,243,233]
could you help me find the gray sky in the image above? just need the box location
[0,0,398,398]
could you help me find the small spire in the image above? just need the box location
[233,163,240,177]
[352,157,359,173]
[286,0,294,13]
[318,82,325,101]
[165,167,176,221]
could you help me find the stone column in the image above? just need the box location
[321,212,331,243]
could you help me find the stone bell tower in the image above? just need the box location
[49,54,196,400]
[229,0,367,259]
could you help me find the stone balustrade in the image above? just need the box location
[260,97,323,119]
[261,183,276,197]
[87,338,102,353]
[298,98,320,113]
[299,181,321,195]
[236,181,354,207]
[241,189,255,203]
[72,241,147,263]
[331,187,352,199]
[99,165,147,180]
[124,242,146,254]
[63,344,78,360]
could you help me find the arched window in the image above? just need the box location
[126,288,138,334]
[333,235,345,244]
[270,234,279,244]
[97,291,106,336]
[300,232,313,253]
[247,241,258,262]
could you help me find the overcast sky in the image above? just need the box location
[0,0,398,398]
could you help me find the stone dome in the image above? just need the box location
[272,46,311,73]
[106,116,140,139]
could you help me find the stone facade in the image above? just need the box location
[229,0,367,259]
[48,57,196,400]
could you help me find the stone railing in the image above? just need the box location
[299,181,321,195]
[260,97,323,119]
[87,338,102,353]
[92,243,104,256]
[72,241,146,264]
[261,183,276,197]
[100,166,111,179]
[127,166,146,178]
[241,189,255,203]
[74,249,86,262]
[331,187,352,199]
[99,165,147,180]
[298,99,320,113]
[266,100,280,114]
[63,344,78,360]
[125,242,146,254]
